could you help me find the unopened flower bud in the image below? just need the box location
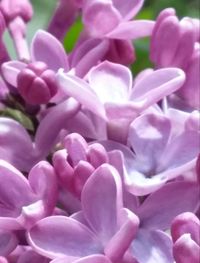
[0,0,33,24]
[150,8,196,69]
[171,212,200,263]
[17,61,58,105]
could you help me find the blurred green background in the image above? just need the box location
[4,0,200,73]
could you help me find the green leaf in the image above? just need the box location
[0,107,34,131]
[131,38,153,75]
[64,17,83,53]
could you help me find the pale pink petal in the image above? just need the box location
[27,216,103,259]
[104,208,139,261]
[28,161,58,214]
[158,130,199,172]
[112,0,144,21]
[35,98,80,156]
[83,0,121,37]
[128,113,171,172]
[125,171,167,196]
[56,70,106,120]
[1,61,26,87]
[31,30,69,71]
[71,39,109,77]
[81,164,122,244]
[51,255,112,263]
[137,181,199,230]
[0,160,34,208]
[88,61,132,104]
[107,20,155,40]
[63,110,107,140]
[131,229,173,263]
[0,117,35,171]
[131,68,186,111]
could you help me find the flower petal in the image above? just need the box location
[35,98,80,157]
[83,0,121,37]
[131,229,173,263]
[51,255,112,263]
[128,113,171,173]
[17,249,49,263]
[71,38,109,77]
[27,216,103,259]
[28,161,58,214]
[137,181,199,230]
[31,30,69,71]
[82,164,122,244]
[104,208,139,261]
[112,0,144,20]
[0,160,34,209]
[1,61,26,87]
[88,61,132,104]
[0,230,18,257]
[0,117,35,171]
[107,20,155,40]
[158,130,199,172]
[130,68,186,111]
[56,70,106,120]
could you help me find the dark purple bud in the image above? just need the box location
[17,61,58,105]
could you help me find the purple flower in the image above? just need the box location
[125,112,199,195]
[82,0,154,40]
[57,60,185,142]
[0,160,57,230]
[2,30,110,104]
[2,30,69,104]
[27,164,139,262]
[124,180,199,263]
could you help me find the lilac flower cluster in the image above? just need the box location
[0,0,199,262]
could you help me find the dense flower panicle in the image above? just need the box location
[0,0,199,262]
